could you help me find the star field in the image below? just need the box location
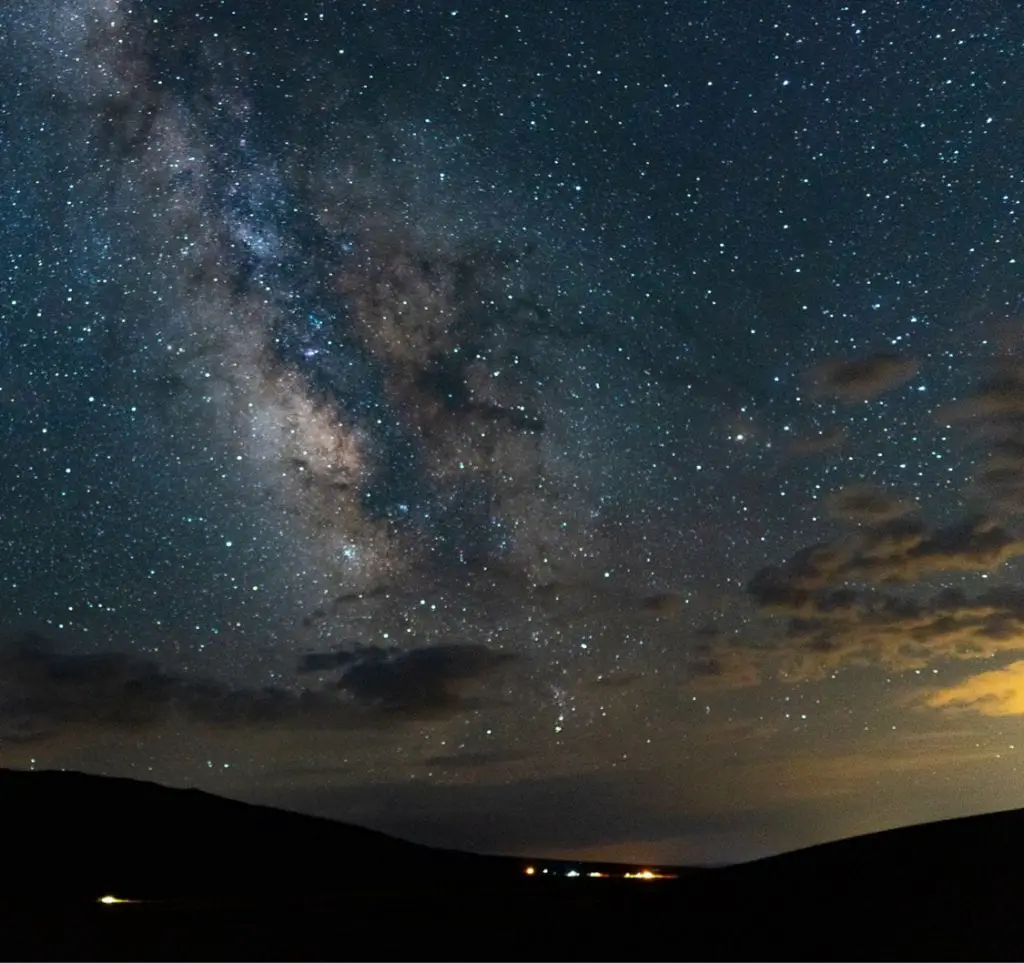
[1,0,1023,864]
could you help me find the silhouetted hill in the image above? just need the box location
[0,767,513,903]
[6,767,1024,959]
[744,805,1024,878]
[696,807,1024,959]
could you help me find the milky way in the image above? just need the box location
[3,0,1024,865]
[6,2,663,641]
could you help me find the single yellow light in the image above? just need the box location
[98,895,125,905]
[524,866,536,876]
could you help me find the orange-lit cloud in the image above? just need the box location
[925,660,1024,716]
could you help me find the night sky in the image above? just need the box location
[1,0,1023,866]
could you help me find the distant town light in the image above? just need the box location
[525,864,679,881]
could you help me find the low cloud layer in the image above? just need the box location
[0,633,519,743]
[0,633,342,741]
[314,643,520,714]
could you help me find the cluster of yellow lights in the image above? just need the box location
[524,866,676,880]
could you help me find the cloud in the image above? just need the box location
[296,649,362,672]
[639,592,683,618]
[804,353,919,403]
[825,484,918,525]
[0,632,346,741]
[940,363,1024,516]
[970,441,1024,515]
[421,750,531,771]
[925,660,1024,716]
[746,355,1024,682]
[686,645,762,690]
[748,516,1024,598]
[0,633,517,743]
[937,363,1024,429]
[741,584,1024,682]
[305,643,522,714]
[744,504,1024,681]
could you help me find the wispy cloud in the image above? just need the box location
[804,352,919,403]
[925,660,1024,716]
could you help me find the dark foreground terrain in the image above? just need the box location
[3,768,1024,960]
